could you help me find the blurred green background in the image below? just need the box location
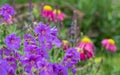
[0,0,120,75]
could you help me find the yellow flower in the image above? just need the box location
[108,39,115,45]
[53,9,61,15]
[62,40,68,44]
[43,5,52,11]
[81,37,91,43]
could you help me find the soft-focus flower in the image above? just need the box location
[23,34,36,47]
[0,60,9,75]
[53,63,68,75]
[0,47,12,57]
[40,5,54,21]
[77,37,95,61]
[53,9,66,21]
[5,34,21,50]
[4,56,17,75]
[79,50,93,61]
[24,45,49,59]
[62,48,79,74]
[101,39,117,52]
[34,22,61,50]
[50,26,61,47]
[0,4,15,24]
[62,40,70,51]
[37,58,53,75]
[21,54,41,73]
[34,22,51,41]
[12,51,21,60]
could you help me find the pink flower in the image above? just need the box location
[76,47,94,61]
[101,39,117,52]
[62,40,70,51]
[53,9,66,21]
[76,37,95,61]
[40,5,54,21]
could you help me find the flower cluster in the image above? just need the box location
[102,39,117,52]
[34,22,61,50]
[62,48,80,74]
[0,3,118,75]
[0,4,15,24]
[0,34,21,75]
[77,37,95,61]
[0,22,70,75]
[40,5,66,21]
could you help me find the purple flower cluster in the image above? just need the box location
[34,22,61,50]
[0,55,18,75]
[62,48,80,74]
[0,4,15,23]
[23,34,36,47]
[5,34,21,50]
[0,33,21,75]
[0,22,80,75]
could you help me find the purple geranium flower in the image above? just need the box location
[35,22,50,38]
[62,48,79,74]
[53,63,68,75]
[0,60,9,75]
[0,4,15,20]
[21,54,41,73]
[50,27,61,47]
[34,22,61,50]
[0,47,12,56]
[24,45,40,55]
[23,34,36,47]
[24,45,49,59]
[0,47,12,59]
[5,34,21,50]
[37,58,53,75]
[4,56,17,75]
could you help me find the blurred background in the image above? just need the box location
[0,0,120,75]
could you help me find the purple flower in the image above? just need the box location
[12,51,21,60]
[0,47,12,56]
[34,22,51,41]
[0,4,15,23]
[39,47,50,59]
[53,63,68,75]
[21,54,41,73]
[0,60,9,75]
[23,34,36,47]
[4,56,17,75]
[5,56,17,70]
[37,59,53,75]
[50,26,58,37]
[5,34,21,50]
[50,27,61,47]
[34,22,61,50]
[62,48,79,74]
[40,40,53,50]
[51,36,61,47]
[24,45,40,55]
[0,65,8,75]
[24,45,49,59]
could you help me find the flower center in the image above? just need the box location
[108,39,115,45]
[62,40,68,44]
[81,37,91,43]
[53,9,61,15]
[43,5,52,11]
